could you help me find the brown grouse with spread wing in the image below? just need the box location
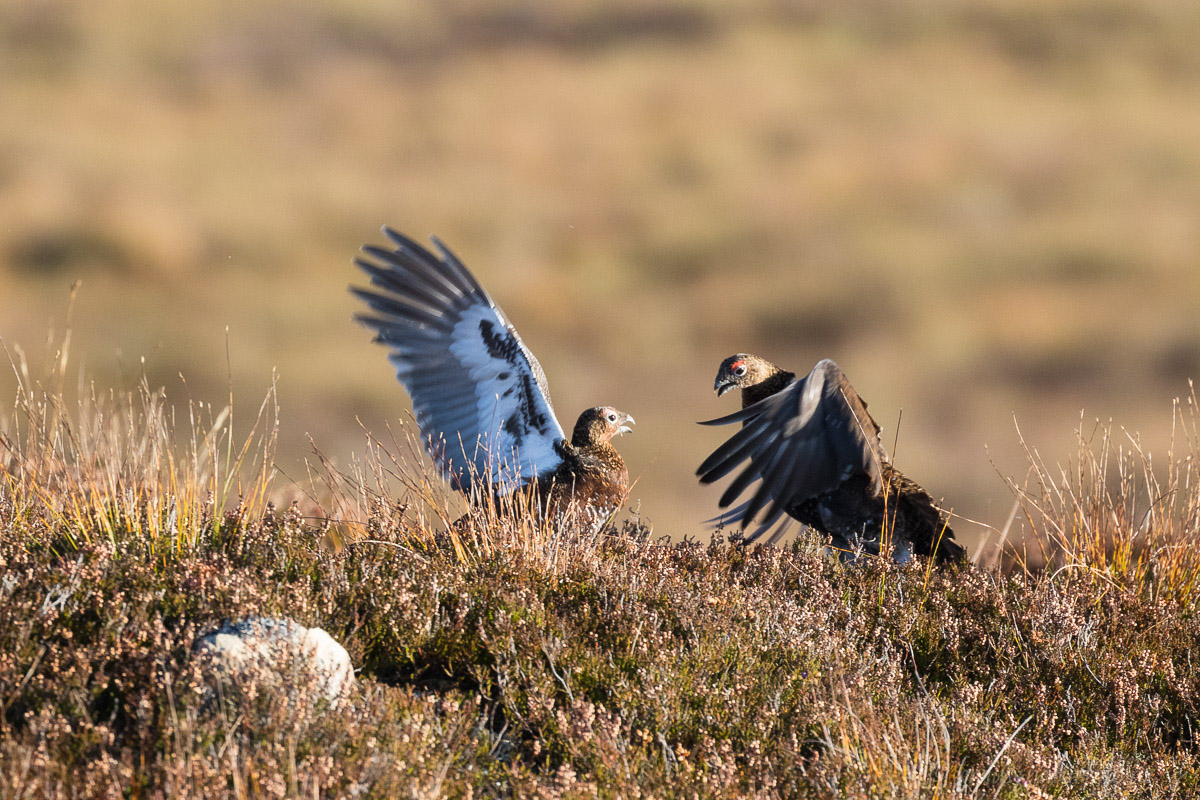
[697,354,963,563]
[351,228,633,533]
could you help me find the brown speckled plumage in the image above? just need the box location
[701,353,964,563]
[539,406,632,531]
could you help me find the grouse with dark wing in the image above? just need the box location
[351,228,634,533]
[697,354,964,563]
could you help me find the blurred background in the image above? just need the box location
[3,0,1199,550]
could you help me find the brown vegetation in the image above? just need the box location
[3,343,1200,797]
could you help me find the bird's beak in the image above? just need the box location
[616,414,635,436]
[715,378,735,397]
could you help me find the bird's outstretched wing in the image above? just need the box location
[705,497,796,545]
[696,359,883,528]
[352,228,566,492]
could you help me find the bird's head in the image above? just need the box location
[573,406,635,447]
[713,353,776,397]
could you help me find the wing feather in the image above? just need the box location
[352,229,567,491]
[355,257,458,311]
[744,428,810,524]
[696,421,776,482]
[352,295,453,332]
[379,230,475,298]
[384,228,482,298]
[704,493,795,545]
[358,246,456,295]
[718,448,772,508]
[430,235,490,297]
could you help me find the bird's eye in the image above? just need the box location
[607,413,617,422]
[733,365,747,377]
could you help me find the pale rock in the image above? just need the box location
[193,617,354,702]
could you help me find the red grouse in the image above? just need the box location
[697,354,964,563]
[351,228,634,533]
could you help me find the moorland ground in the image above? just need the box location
[3,360,1200,797]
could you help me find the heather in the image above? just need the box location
[2,361,1200,798]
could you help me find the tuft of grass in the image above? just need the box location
[1,323,278,555]
[1002,384,1200,605]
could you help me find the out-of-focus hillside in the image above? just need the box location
[3,0,1200,546]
